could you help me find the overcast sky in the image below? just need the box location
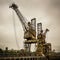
[0,0,60,52]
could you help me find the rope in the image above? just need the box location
[12,10,20,50]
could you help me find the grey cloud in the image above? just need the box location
[0,0,10,5]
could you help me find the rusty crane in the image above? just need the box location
[9,3,52,56]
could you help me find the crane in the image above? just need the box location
[9,3,52,55]
[36,23,51,56]
[9,3,36,40]
[9,3,36,52]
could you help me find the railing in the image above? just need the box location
[0,56,47,60]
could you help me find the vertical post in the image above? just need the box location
[28,44,31,54]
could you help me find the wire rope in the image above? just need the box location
[12,10,20,50]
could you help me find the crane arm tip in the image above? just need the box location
[9,3,18,9]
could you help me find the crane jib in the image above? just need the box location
[9,3,36,37]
